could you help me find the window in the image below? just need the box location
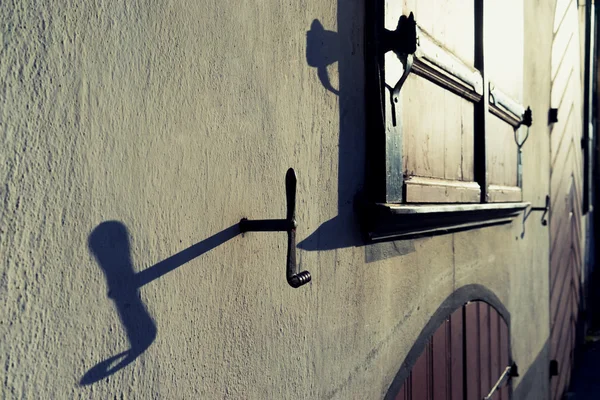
[362,1,530,240]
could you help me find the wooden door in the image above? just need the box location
[549,0,585,398]
[393,301,511,400]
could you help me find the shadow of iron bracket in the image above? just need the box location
[239,168,311,288]
[521,195,550,238]
[382,12,417,114]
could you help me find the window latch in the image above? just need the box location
[239,168,311,288]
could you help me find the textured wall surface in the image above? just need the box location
[1,0,558,398]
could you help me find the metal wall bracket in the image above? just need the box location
[524,195,550,226]
[382,12,418,58]
[239,168,311,288]
[514,108,532,189]
[521,195,549,238]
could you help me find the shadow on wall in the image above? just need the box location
[80,221,240,385]
[306,20,341,96]
[300,9,366,251]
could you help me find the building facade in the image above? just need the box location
[1,0,597,399]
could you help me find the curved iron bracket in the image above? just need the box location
[514,107,532,188]
[239,168,311,288]
[391,54,414,104]
[521,195,550,238]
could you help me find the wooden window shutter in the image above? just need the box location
[392,0,481,203]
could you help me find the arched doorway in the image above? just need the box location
[386,288,514,400]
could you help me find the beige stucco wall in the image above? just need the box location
[1,1,559,398]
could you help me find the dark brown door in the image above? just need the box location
[393,301,511,400]
[549,0,584,398]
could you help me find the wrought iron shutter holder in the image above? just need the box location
[524,195,550,226]
[239,168,311,288]
[521,195,550,238]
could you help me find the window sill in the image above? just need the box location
[357,201,530,242]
